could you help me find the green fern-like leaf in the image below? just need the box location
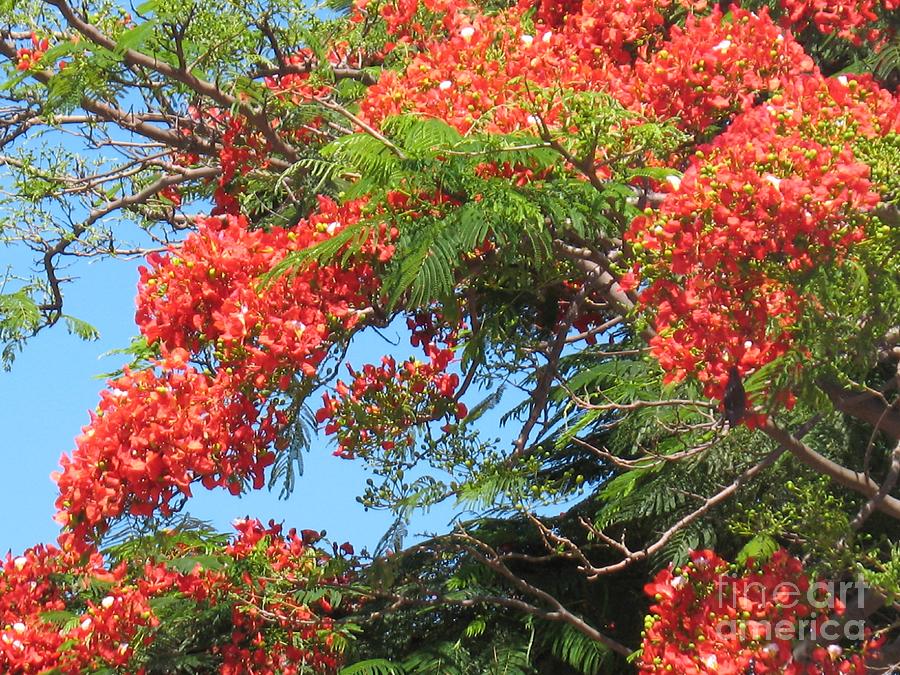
[0,291,41,332]
[544,623,610,675]
[339,660,406,675]
[62,315,100,341]
[260,218,374,286]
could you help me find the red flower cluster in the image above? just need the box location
[627,73,894,401]
[628,8,816,132]
[640,549,877,674]
[779,0,899,45]
[362,0,473,43]
[317,321,466,460]
[0,546,157,673]
[54,197,394,546]
[214,519,351,674]
[52,352,281,547]
[0,521,348,673]
[360,0,627,134]
[525,0,708,64]
[15,33,49,71]
[136,199,386,379]
[0,545,156,673]
[361,1,820,138]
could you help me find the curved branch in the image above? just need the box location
[851,439,900,530]
[760,418,900,520]
[44,0,299,163]
[819,376,900,441]
[576,445,788,578]
[38,166,218,318]
[451,530,633,656]
[0,40,219,158]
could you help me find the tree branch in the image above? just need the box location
[44,0,299,162]
[760,418,900,520]
[819,376,900,441]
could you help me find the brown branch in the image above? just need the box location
[83,165,218,229]
[851,439,900,530]
[451,530,633,656]
[760,418,900,520]
[819,376,900,441]
[0,38,219,159]
[575,445,788,578]
[44,0,298,162]
[252,62,379,86]
[37,166,217,317]
[363,588,593,633]
[512,258,603,456]
[571,433,717,469]
[552,240,637,319]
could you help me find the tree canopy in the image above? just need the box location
[1,0,899,672]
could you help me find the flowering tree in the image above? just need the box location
[1,0,899,672]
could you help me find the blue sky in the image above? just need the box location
[0,245,464,555]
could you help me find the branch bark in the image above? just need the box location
[819,376,900,441]
[760,418,900,520]
[44,0,299,163]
